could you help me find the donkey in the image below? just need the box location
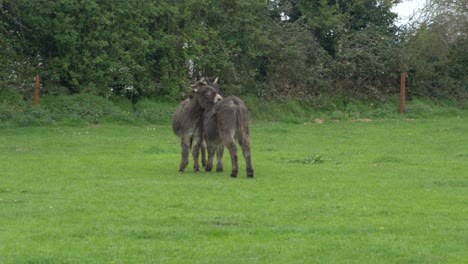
[192,83,254,178]
[172,78,222,173]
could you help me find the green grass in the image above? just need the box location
[2,92,465,127]
[0,117,467,263]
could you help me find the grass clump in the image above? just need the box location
[287,154,325,164]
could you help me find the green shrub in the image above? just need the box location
[244,97,310,124]
[405,98,464,118]
[330,110,349,120]
[0,103,55,127]
[134,99,174,125]
[14,106,55,127]
[0,88,54,127]
[1,89,465,128]
[405,99,433,117]
[41,94,132,124]
[0,104,16,122]
[366,100,400,119]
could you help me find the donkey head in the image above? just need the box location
[189,77,222,109]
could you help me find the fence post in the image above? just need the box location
[400,73,406,114]
[34,75,40,106]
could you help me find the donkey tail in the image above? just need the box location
[235,102,250,145]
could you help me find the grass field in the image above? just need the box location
[0,116,467,263]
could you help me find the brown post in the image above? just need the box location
[400,72,406,113]
[34,75,40,105]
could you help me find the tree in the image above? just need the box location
[403,0,468,102]
[333,25,401,99]
[1,0,417,102]
[0,0,275,98]
[0,0,38,97]
[269,0,400,56]
[262,22,332,100]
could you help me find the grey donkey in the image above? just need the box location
[172,78,222,173]
[193,83,254,178]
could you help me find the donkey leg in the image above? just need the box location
[179,137,190,173]
[205,143,217,172]
[200,141,207,167]
[240,136,254,178]
[216,145,224,172]
[225,140,238,178]
[191,141,201,173]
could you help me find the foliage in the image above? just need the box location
[245,94,466,123]
[0,94,133,127]
[0,88,54,126]
[0,0,464,105]
[271,0,400,55]
[1,0,407,101]
[133,98,174,125]
[333,25,401,99]
[42,94,134,124]
[261,23,332,100]
[401,0,468,104]
[0,91,465,127]
[0,0,273,98]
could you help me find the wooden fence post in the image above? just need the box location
[34,75,40,106]
[400,73,406,114]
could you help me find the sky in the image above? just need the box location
[392,0,427,25]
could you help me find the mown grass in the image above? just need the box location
[0,116,467,263]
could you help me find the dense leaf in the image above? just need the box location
[0,0,464,103]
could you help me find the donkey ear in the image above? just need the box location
[189,84,199,92]
[200,76,212,85]
[213,76,218,84]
